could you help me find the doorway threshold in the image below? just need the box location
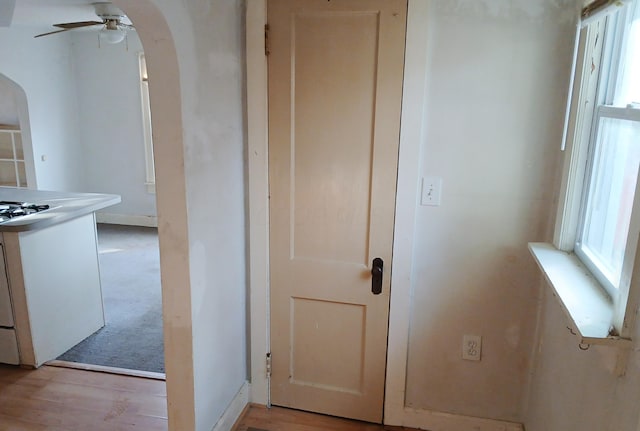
[46,359,166,381]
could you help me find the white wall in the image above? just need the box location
[0,25,155,217]
[524,289,639,431]
[70,30,157,219]
[0,77,19,126]
[525,1,640,429]
[117,1,248,430]
[178,2,248,429]
[404,0,576,423]
[0,27,83,191]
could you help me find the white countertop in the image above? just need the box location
[0,188,121,232]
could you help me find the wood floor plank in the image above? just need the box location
[0,365,168,431]
[233,405,417,431]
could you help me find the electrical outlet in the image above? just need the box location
[421,176,442,206]
[462,335,482,361]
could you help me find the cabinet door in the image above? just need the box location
[0,328,20,365]
[0,243,14,327]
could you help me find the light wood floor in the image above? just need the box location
[233,404,418,431]
[0,365,417,431]
[0,364,168,431]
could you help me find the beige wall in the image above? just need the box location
[405,0,576,422]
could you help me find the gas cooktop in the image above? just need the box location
[0,201,50,223]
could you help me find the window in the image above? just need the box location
[139,52,155,193]
[545,0,640,339]
[529,0,640,348]
[576,3,640,297]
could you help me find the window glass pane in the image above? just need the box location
[580,116,640,287]
[139,53,148,81]
[613,1,640,106]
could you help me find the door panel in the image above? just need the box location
[290,297,365,394]
[290,10,378,266]
[268,0,407,423]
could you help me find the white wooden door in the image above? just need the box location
[267,0,407,423]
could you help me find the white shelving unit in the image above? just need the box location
[0,125,26,188]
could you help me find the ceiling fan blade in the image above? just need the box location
[53,21,104,29]
[34,28,73,38]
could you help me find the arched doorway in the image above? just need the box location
[0,74,36,188]
[3,1,193,429]
[107,2,194,429]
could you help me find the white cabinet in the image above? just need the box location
[0,242,13,327]
[0,328,19,364]
[0,237,19,365]
[3,214,105,367]
[0,126,26,188]
[0,189,119,367]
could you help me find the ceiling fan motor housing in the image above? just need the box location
[104,19,120,30]
[93,2,125,20]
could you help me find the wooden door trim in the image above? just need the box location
[245,0,426,424]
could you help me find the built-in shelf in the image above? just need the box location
[528,242,631,347]
[0,126,26,188]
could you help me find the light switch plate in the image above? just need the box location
[421,176,442,206]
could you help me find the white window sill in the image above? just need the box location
[528,242,631,347]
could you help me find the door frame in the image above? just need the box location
[246,0,429,424]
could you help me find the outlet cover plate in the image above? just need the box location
[462,334,482,361]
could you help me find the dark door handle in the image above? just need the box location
[371,257,383,295]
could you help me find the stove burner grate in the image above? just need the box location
[0,201,50,222]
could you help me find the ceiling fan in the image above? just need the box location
[34,2,133,45]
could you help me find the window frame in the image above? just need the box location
[138,52,156,194]
[554,2,640,337]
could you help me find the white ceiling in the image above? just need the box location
[6,1,131,28]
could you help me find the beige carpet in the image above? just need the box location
[57,224,164,373]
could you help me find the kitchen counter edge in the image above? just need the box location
[0,189,121,233]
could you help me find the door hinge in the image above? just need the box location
[266,352,272,378]
[264,24,271,56]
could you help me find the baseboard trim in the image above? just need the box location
[401,407,523,431]
[46,360,166,381]
[211,381,250,431]
[96,213,158,227]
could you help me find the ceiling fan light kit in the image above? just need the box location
[99,21,126,44]
[34,2,133,45]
